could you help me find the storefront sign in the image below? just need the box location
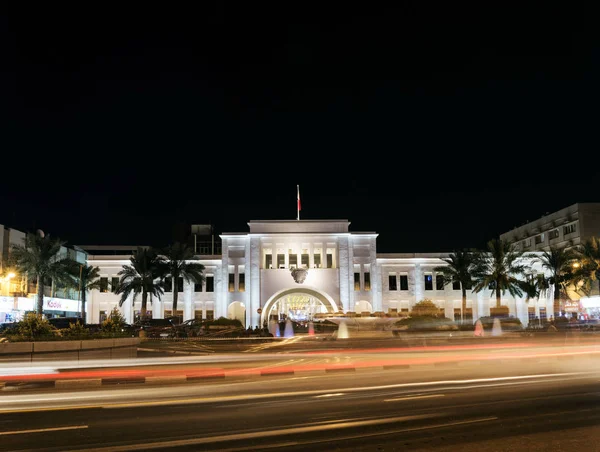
[564,300,581,313]
[0,296,14,312]
[43,297,80,312]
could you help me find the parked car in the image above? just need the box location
[47,317,84,329]
[133,318,178,338]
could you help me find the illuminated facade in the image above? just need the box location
[85,219,557,328]
[499,202,600,252]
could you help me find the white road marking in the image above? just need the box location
[0,425,88,436]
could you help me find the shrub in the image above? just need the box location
[12,313,58,340]
[410,299,441,317]
[211,317,243,327]
[102,307,127,333]
[60,321,90,339]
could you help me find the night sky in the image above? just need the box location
[2,4,598,253]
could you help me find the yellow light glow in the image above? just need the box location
[7,272,15,279]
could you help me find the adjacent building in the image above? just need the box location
[0,224,88,322]
[499,203,600,252]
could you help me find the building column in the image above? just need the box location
[338,237,350,313]
[122,293,133,324]
[249,237,260,329]
[477,291,489,318]
[413,264,423,306]
[184,280,193,321]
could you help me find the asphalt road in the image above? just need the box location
[1,350,600,451]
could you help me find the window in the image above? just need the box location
[206,309,214,320]
[265,253,273,269]
[535,234,544,245]
[389,274,398,291]
[436,274,444,291]
[301,250,309,268]
[326,252,333,268]
[364,272,371,291]
[289,250,298,268]
[314,253,321,268]
[400,274,408,291]
[539,307,546,322]
[164,277,172,292]
[549,229,559,240]
[564,224,576,235]
[277,252,285,269]
[194,281,203,292]
[452,280,461,290]
[99,277,108,293]
[99,310,107,323]
[206,276,214,292]
[111,277,119,293]
[239,273,245,292]
[228,273,235,292]
[194,310,203,320]
[524,238,531,247]
[424,274,433,291]
[354,272,360,291]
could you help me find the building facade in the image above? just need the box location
[0,225,89,322]
[499,203,600,252]
[85,219,558,328]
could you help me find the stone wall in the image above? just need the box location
[0,337,140,362]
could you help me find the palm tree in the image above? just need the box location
[75,264,102,321]
[115,247,166,320]
[535,246,578,318]
[9,230,78,315]
[471,238,529,309]
[433,249,476,323]
[571,236,600,298]
[160,242,205,319]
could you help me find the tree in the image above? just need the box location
[434,249,476,323]
[471,239,529,309]
[160,242,205,319]
[115,247,166,320]
[9,230,78,315]
[74,264,102,321]
[535,246,578,318]
[571,236,600,298]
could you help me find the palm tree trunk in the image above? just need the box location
[81,289,87,322]
[172,285,178,315]
[461,288,467,323]
[553,283,561,318]
[496,288,501,308]
[37,279,45,315]
[141,291,148,319]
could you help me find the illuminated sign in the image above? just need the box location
[563,300,581,312]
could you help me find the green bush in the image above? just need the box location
[60,321,90,339]
[11,313,58,340]
[102,307,127,333]
[410,299,441,317]
[211,317,243,327]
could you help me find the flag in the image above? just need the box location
[297,185,301,212]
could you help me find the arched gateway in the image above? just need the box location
[260,287,338,326]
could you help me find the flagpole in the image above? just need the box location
[297,185,300,220]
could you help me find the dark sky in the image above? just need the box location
[1,3,598,253]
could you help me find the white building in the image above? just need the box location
[85,219,556,328]
[500,202,600,252]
